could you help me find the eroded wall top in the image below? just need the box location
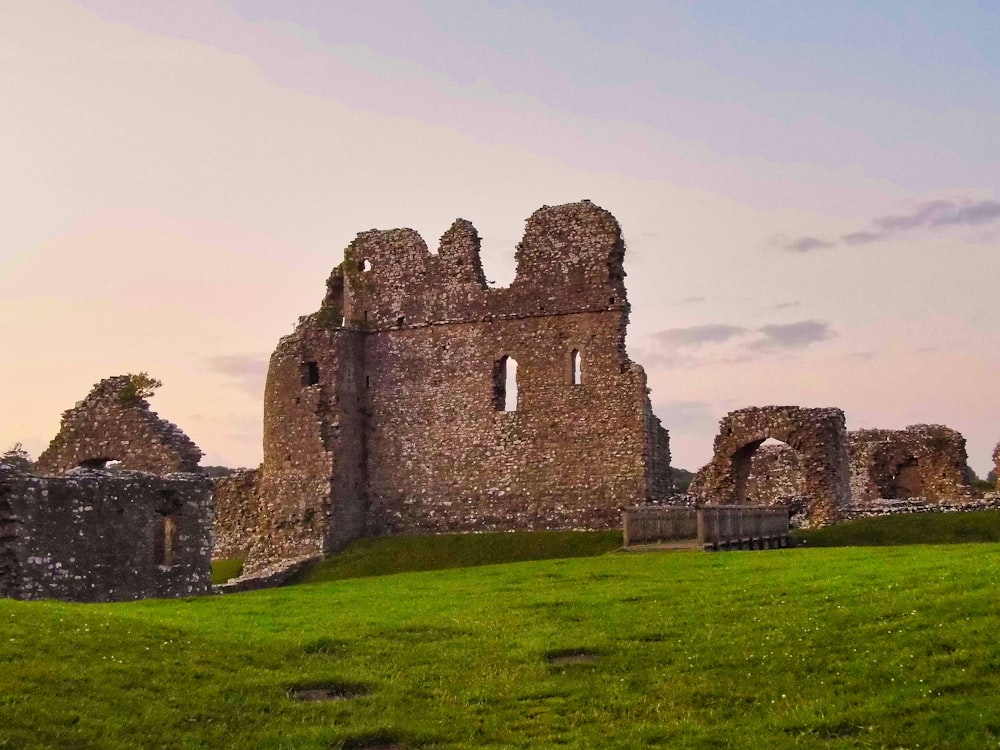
[302,201,629,336]
[34,376,203,476]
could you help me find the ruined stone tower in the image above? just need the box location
[218,201,670,569]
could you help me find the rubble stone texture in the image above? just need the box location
[688,406,850,526]
[0,465,213,602]
[744,443,805,505]
[849,425,973,502]
[34,375,203,475]
[219,201,671,570]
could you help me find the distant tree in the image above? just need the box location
[201,465,239,478]
[988,469,997,486]
[672,467,695,493]
[0,442,33,472]
[120,372,163,401]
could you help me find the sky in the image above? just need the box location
[2,1,1000,476]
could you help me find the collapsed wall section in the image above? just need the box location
[849,425,973,502]
[35,375,203,475]
[0,466,213,602]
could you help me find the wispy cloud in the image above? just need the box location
[654,324,748,347]
[749,321,834,351]
[776,197,1000,252]
[645,319,835,368]
[204,354,268,396]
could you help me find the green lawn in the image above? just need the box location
[4,541,1000,748]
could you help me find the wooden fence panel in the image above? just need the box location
[622,507,697,546]
[696,505,790,550]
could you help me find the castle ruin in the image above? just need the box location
[215,201,671,570]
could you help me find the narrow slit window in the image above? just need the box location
[301,361,319,386]
[571,349,582,385]
[494,355,518,411]
[154,514,180,567]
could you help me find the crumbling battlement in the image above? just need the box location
[689,406,850,526]
[224,201,670,571]
[849,425,973,503]
[34,376,203,476]
[0,465,213,602]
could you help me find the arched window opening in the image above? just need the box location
[571,349,583,385]
[358,258,371,272]
[493,355,518,411]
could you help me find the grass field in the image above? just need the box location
[4,535,1000,748]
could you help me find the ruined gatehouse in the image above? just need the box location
[216,201,671,569]
[688,406,851,526]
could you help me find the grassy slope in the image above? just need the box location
[296,530,623,583]
[794,509,1000,547]
[4,543,1000,749]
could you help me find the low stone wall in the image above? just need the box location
[0,466,213,602]
[840,495,1000,520]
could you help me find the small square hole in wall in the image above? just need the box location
[397,316,404,327]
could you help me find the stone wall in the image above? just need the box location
[35,375,203,475]
[849,425,973,503]
[840,496,1000,521]
[0,465,213,602]
[235,201,670,571]
[689,406,850,526]
[212,469,260,560]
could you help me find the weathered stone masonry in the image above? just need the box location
[35,375,203,476]
[849,425,973,503]
[217,201,671,569]
[0,465,213,602]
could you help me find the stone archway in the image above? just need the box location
[689,406,850,526]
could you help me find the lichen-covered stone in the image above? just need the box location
[34,376,203,475]
[0,466,213,602]
[219,201,671,572]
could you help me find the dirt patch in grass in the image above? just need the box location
[288,681,370,702]
[340,731,405,749]
[545,649,600,665]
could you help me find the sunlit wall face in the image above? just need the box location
[2,1,999,476]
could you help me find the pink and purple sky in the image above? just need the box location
[3,1,1000,475]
